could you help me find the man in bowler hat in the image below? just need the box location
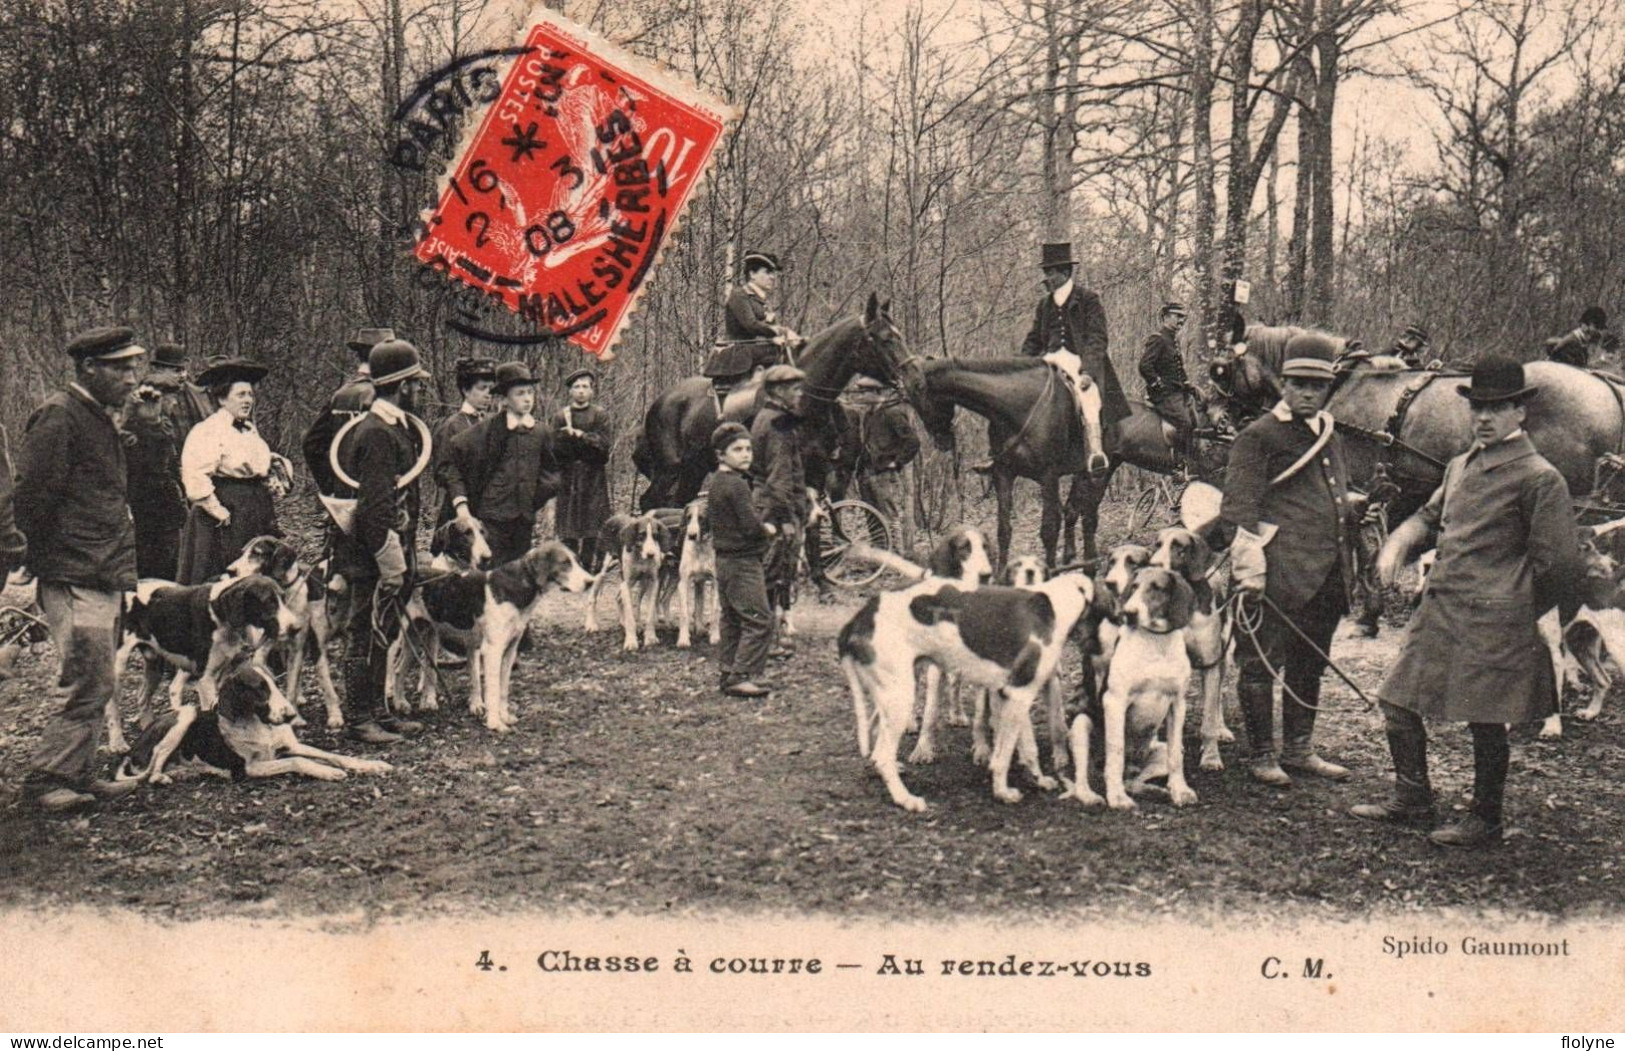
[1355,356,1581,847]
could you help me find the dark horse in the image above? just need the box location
[910,357,1115,569]
[633,294,926,511]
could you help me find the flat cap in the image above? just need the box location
[762,364,805,385]
[712,421,751,452]
[67,326,146,362]
[564,368,599,388]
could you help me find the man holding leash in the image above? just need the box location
[751,364,810,658]
[16,327,148,811]
[1222,332,1359,787]
[1354,356,1581,847]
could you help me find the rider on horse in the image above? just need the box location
[1546,306,1608,368]
[1139,301,1201,469]
[703,251,802,412]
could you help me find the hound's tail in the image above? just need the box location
[847,542,928,582]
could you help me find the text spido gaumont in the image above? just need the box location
[534,949,1154,977]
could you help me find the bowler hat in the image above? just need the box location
[564,368,598,388]
[347,326,396,355]
[1039,242,1074,269]
[1280,331,1340,381]
[195,355,268,388]
[368,339,428,387]
[1581,306,1608,329]
[492,361,536,395]
[742,251,781,275]
[1457,355,1537,403]
[762,364,805,385]
[67,326,146,362]
[151,342,188,369]
[712,421,750,453]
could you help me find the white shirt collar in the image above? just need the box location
[506,411,537,431]
[459,400,482,417]
[1472,427,1525,452]
[1271,399,1326,435]
[1051,279,1074,307]
[370,398,405,425]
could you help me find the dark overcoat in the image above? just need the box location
[430,407,483,530]
[1019,286,1132,425]
[337,408,421,581]
[1220,406,1358,611]
[439,413,562,522]
[750,403,809,526]
[553,403,613,539]
[1379,434,1581,723]
[125,413,186,579]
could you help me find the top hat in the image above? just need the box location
[195,355,269,388]
[151,342,188,369]
[762,364,806,385]
[492,361,536,395]
[564,368,598,389]
[742,251,781,275]
[67,326,146,362]
[453,357,498,390]
[1457,355,1537,403]
[1280,332,1340,381]
[1039,242,1074,269]
[1581,306,1608,329]
[347,326,396,355]
[368,339,428,387]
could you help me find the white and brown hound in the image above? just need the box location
[586,511,678,650]
[1149,526,1236,770]
[114,661,391,786]
[1065,566,1198,810]
[838,570,1096,811]
[675,498,720,648]
[404,542,594,732]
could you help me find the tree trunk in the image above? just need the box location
[1307,0,1341,320]
[1190,0,1217,347]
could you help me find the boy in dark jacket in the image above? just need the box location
[708,422,776,698]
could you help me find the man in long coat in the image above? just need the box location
[1013,242,1130,467]
[751,364,810,657]
[1221,332,1359,787]
[553,368,613,573]
[430,356,496,540]
[1355,356,1581,848]
[124,380,187,579]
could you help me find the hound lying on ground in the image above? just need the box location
[1064,566,1199,810]
[838,567,1097,811]
[114,661,391,785]
[107,574,297,754]
[403,542,594,732]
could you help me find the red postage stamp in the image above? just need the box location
[412,10,730,358]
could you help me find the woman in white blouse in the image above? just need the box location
[176,357,293,584]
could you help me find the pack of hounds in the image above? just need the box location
[61,485,1625,806]
[837,515,1625,814]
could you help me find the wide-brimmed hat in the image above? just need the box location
[1280,331,1340,381]
[492,361,536,394]
[1457,355,1537,403]
[368,339,428,386]
[151,342,188,369]
[1039,242,1074,269]
[67,326,146,362]
[346,326,395,355]
[742,251,781,275]
[196,355,268,388]
[564,368,598,388]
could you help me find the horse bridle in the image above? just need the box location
[800,318,922,406]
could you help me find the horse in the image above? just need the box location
[913,356,1132,570]
[633,294,925,512]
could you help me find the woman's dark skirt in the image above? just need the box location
[177,476,279,585]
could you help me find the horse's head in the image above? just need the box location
[850,292,927,411]
[1209,350,1278,425]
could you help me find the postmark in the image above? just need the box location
[409,9,731,359]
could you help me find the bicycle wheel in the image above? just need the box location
[1130,484,1166,534]
[820,499,891,588]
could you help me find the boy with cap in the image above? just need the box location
[339,339,430,745]
[1222,331,1359,787]
[16,326,147,811]
[1355,356,1581,847]
[708,422,777,698]
[430,357,496,537]
[441,361,563,568]
[554,368,614,573]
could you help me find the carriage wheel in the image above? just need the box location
[819,499,891,589]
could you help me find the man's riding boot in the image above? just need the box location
[1351,707,1434,825]
[1431,724,1507,847]
[1279,685,1351,781]
[1238,680,1291,786]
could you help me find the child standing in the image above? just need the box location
[708,422,777,698]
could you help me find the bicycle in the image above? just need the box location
[1129,472,1187,534]
[806,490,893,589]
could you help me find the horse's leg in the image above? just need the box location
[1072,465,1114,563]
[992,468,1016,576]
[1039,474,1062,571]
[1061,474,1084,565]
